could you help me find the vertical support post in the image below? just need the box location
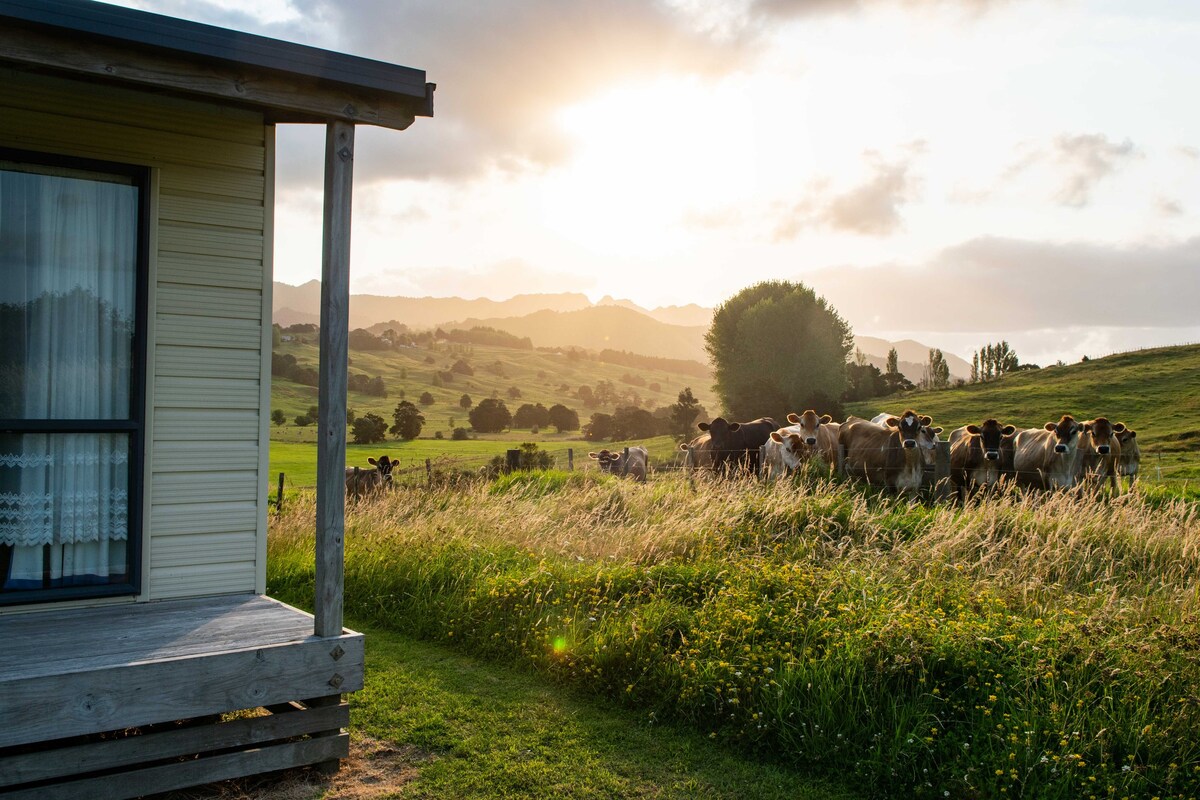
[425,457,432,486]
[315,120,354,641]
[622,446,630,477]
[506,449,520,472]
[836,444,846,476]
[276,471,284,512]
[567,448,574,471]
[686,445,697,493]
[934,440,953,501]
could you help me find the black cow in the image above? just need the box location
[696,416,779,475]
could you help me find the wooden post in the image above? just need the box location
[621,446,630,477]
[836,443,846,476]
[315,120,354,641]
[506,449,520,473]
[276,472,284,512]
[686,445,697,493]
[934,440,953,501]
[425,458,432,486]
[567,448,574,471]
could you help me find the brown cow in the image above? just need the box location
[782,410,841,468]
[345,455,395,498]
[679,433,715,471]
[589,446,649,482]
[948,419,1017,498]
[1078,417,1126,492]
[1115,426,1140,490]
[1012,415,1085,490]
[694,416,779,475]
[840,410,938,494]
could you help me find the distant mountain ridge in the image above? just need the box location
[271,281,966,383]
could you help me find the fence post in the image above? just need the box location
[277,471,285,512]
[506,449,520,473]
[622,446,630,477]
[934,440,953,501]
[567,448,574,471]
[425,457,432,487]
[686,445,697,493]
[836,444,846,476]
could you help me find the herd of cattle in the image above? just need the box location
[345,411,1140,498]
[678,410,1141,496]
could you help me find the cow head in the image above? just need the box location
[1043,415,1083,454]
[770,429,808,466]
[367,455,396,486]
[884,409,928,450]
[786,410,833,447]
[588,449,622,474]
[1116,426,1138,448]
[1082,417,1124,457]
[698,417,740,441]
[966,419,1017,461]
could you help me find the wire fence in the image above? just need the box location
[270,443,1194,510]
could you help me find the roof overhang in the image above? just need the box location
[0,0,434,130]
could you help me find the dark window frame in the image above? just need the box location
[0,146,149,606]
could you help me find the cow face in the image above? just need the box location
[968,419,1017,461]
[588,449,622,474]
[786,410,833,447]
[1082,417,1124,457]
[770,430,808,462]
[698,417,740,440]
[367,455,396,486]
[917,422,944,466]
[885,410,926,449]
[1043,415,1083,454]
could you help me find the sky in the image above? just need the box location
[109,0,1200,365]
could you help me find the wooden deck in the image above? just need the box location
[0,594,363,799]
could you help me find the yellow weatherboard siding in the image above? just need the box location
[0,68,269,602]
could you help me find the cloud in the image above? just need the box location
[357,258,595,300]
[747,0,1016,21]
[773,152,921,239]
[1050,134,1138,208]
[1155,197,1184,217]
[1176,145,1200,161]
[804,235,1200,333]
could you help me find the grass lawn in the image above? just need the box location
[346,622,856,800]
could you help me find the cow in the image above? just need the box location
[694,416,779,476]
[1115,426,1140,489]
[759,434,792,481]
[761,411,841,479]
[1078,417,1126,492]
[839,410,939,493]
[345,455,395,498]
[948,419,1017,498]
[588,446,649,482]
[679,433,716,471]
[1012,415,1086,490]
[872,411,943,468]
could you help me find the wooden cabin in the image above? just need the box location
[0,1,433,796]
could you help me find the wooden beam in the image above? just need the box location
[315,120,354,640]
[0,26,423,131]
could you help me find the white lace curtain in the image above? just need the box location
[0,164,136,590]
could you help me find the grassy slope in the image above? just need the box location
[847,344,1200,479]
[272,337,718,437]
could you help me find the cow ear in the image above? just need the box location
[770,431,784,443]
[678,442,689,451]
[588,452,600,459]
[728,422,741,431]
[1083,422,1093,432]
[820,414,832,424]
[1128,430,1136,438]
[920,415,933,426]
[885,417,900,428]
[966,425,980,434]
[1113,422,1126,432]
[697,422,710,431]
[1044,422,1057,431]
[932,427,944,434]
[787,413,801,424]
[1002,425,1016,436]
[368,457,378,466]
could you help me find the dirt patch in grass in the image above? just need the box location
[158,736,435,800]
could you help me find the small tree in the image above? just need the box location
[351,413,387,444]
[513,402,550,430]
[293,414,311,427]
[507,385,522,400]
[547,404,580,433]
[459,393,472,410]
[583,412,616,442]
[451,359,474,375]
[451,427,470,440]
[390,400,425,441]
[419,391,435,406]
[271,409,285,426]
[668,388,703,437]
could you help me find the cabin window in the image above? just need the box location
[0,151,147,605]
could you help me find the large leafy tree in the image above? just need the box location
[390,400,425,441]
[705,281,853,422]
[547,404,580,433]
[469,398,512,433]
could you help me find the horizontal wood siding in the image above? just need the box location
[0,70,270,603]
